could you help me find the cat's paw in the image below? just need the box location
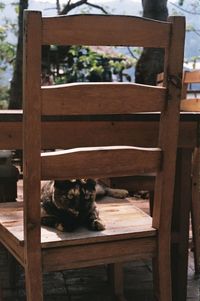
[108,188,129,199]
[119,189,129,198]
[90,219,106,231]
[55,223,65,232]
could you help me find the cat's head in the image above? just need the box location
[81,179,96,202]
[53,180,81,213]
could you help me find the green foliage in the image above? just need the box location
[0,2,5,10]
[48,45,134,84]
[0,86,9,109]
[0,3,16,78]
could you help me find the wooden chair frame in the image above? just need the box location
[0,11,185,301]
[149,70,200,273]
[181,70,200,273]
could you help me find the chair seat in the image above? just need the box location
[0,198,156,250]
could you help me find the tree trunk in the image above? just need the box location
[135,0,168,85]
[9,0,28,109]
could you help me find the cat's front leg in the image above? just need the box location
[86,207,105,231]
[41,214,61,229]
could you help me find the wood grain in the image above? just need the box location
[181,99,200,111]
[23,10,43,301]
[42,14,171,47]
[42,83,166,115]
[184,70,200,84]
[0,12,186,301]
[41,146,162,180]
[0,119,197,149]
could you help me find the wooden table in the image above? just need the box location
[0,110,199,301]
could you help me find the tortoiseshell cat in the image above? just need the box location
[41,179,128,232]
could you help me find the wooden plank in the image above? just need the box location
[191,147,200,273]
[23,10,43,301]
[184,70,200,84]
[0,120,197,150]
[42,237,156,272]
[181,98,200,111]
[0,226,24,267]
[41,121,159,149]
[0,122,22,149]
[153,16,185,301]
[41,146,162,180]
[42,14,171,47]
[108,263,124,300]
[0,199,155,248]
[172,149,192,301]
[42,83,166,115]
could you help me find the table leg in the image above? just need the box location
[191,147,200,273]
[171,148,192,301]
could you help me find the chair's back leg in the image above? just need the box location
[107,263,126,301]
[191,147,200,273]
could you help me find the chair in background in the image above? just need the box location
[180,70,200,273]
[0,11,185,301]
[126,69,200,274]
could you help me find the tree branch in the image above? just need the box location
[169,1,200,15]
[60,0,108,15]
[86,2,108,14]
[127,47,139,60]
[56,0,61,14]
[60,0,87,14]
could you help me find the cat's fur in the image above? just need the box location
[41,179,129,232]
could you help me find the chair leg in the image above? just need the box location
[191,147,200,273]
[107,263,126,301]
[25,260,43,301]
[153,250,172,301]
[149,191,154,217]
[152,258,159,301]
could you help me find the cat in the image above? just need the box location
[41,179,82,232]
[41,179,129,232]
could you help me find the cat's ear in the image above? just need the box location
[54,180,62,189]
[86,179,96,189]
[76,179,83,186]
[54,180,71,190]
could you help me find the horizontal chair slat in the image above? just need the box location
[42,83,166,115]
[41,146,162,180]
[42,15,171,48]
[181,99,200,112]
[184,71,200,84]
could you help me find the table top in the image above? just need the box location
[0,110,200,122]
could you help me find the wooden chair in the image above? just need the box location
[0,11,185,301]
[130,69,200,273]
[181,70,200,107]
[180,70,200,273]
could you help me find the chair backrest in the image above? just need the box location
[23,11,185,248]
[182,70,200,96]
[181,70,200,111]
[158,70,200,111]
